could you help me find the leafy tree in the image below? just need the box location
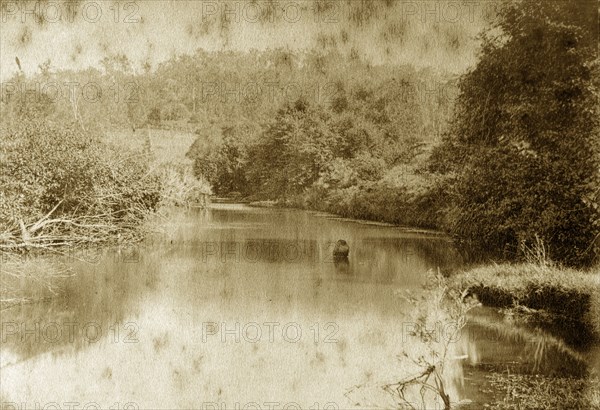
[431,0,599,267]
[246,99,336,199]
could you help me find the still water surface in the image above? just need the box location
[1,204,598,408]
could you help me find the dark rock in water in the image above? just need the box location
[333,240,349,258]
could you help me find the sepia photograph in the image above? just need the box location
[0,0,598,408]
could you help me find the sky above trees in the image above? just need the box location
[0,0,494,79]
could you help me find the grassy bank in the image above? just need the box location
[445,264,600,409]
[448,263,600,342]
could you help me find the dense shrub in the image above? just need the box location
[431,0,599,267]
[0,119,161,248]
[288,158,444,230]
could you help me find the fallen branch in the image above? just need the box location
[27,200,64,233]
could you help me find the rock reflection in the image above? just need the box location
[333,257,350,275]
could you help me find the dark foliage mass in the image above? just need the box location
[185,52,453,230]
[431,0,599,267]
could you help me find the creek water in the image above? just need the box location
[1,204,598,409]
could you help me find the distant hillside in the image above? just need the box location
[1,49,458,144]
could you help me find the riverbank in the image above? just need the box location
[445,263,600,409]
[248,199,448,236]
[449,263,600,343]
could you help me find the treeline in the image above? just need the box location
[187,80,448,230]
[178,52,456,224]
[1,49,455,134]
[188,0,600,268]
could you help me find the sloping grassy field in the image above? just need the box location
[103,128,198,166]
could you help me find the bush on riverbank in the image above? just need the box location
[297,163,449,230]
[430,0,599,267]
[449,263,600,341]
[0,119,162,250]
